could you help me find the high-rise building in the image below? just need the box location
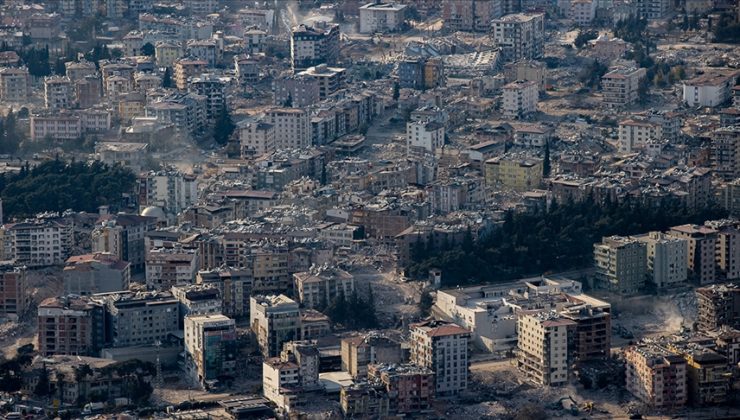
[502,80,538,119]
[44,76,74,109]
[491,13,545,62]
[634,232,688,290]
[711,126,740,181]
[0,263,26,317]
[92,290,179,348]
[443,0,502,32]
[184,314,237,385]
[38,296,105,356]
[410,320,470,395]
[91,214,158,273]
[265,108,311,150]
[0,67,29,103]
[517,311,576,386]
[290,23,340,71]
[669,224,718,285]
[705,220,740,281]
[696,283,740,331]
[250,294,301,357]
[137,170,198,219]
[625,344,687,409]
[594,236,647,295]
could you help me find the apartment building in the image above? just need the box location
[296,65,346,100]
[368,364,435,414]
[239,121,275,158]
[696,283,740,331]
[75,75,103,109]
[340,382,390,418]
[594,236,647,295]
[504,60,547,91]
[679,347,730,405]
[184,314,237,385]
[91,214,158,273]
[634,232,688,290]
[569,0,596,25]
[262,342,321,414]
[560,304,611,362]
[406,119,445,154]
[359,2,408,34]
[274,73,321,108]
[484,154,543,191]
[443,0,501,32]
[138,169,198,218]
[186,40,220,68]
[341,333,403,379]
[3,219,73,267]
[706,220,740,281]
[711,126,740,181]
[618,119,663,153]
[491,13,545,62]
[669,224,718,285]
[44,76,74,109]
[293,267,354,309]
[638,0,671,19]
[625,344,687,409]
[265,108,311,150]
[502,80,538,119]
[683,70,738,107]
[171,284,222,321]
[196,268,253,318]
[38,296,105,357]
[174,58,208,90]
[290,23,340,71]
[93,290,179,348]
[517,311,576,386]
[602,67,647,108]
[30,113,82,141]
[147,92,207,134]
[155,41,183,68]
[64,60,97,82]
[145,246,199,290]
[0,264,26,317]
[250,294,301,357]
[63,253,131,296]
[410,320,470,395]
[0,67,29,103]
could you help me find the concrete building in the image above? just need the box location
[560,304,611,362]
[184,314,237,386]
[145,246,199,290]
[638,0,671,19]
[502,80,538,118]
[683,71,738,107]
[137,170,198,218]
[443,0,501,32]
[274,74,321,108]
[711,126,740,181]
[491,13,545,62]
[706,220,740,281]
[38,296,104,356]
[569,0,596,25]
[186,40,220,67]
[517,311,576,386]
[95,142,148,172]
[235,55,261,85]
[625,344,687,409]
[250,294,301,357]
[196,268,253,318]
[407,119,445,154]
[75,75,103,109]
[368,363,434,414]
[602,67,647,108]
[669,224,718,285]
[0,67,29,103]
[594,236,647,295]
[410,320,470,395]
[155,41,183,68]
[189,74,226,122]
[265,108,312,150]
[91,214,158,273]
[484,154,543,191]
[341,333,403,379]
[359,2,408,34]
[94,290,179,348]
[618,119,663,153]
[63,253,131,296]
[296,65,346,100]
[171,284,222,321]
[504,60,546,91]
[634,232,688,290]
[44,76,74,109]
[696,283,740,331]
[290,23,340,71]
[30,113,82,141]
[147,92,208,135]
[174,58,208,90]
[340,382,390,418]
[398,58,445,90]
[0,264,26,317]
[65,60,97,82]
[239,120,275,158]
[262,341,320,413]
[293,267,354,309]
[3,219,73,267]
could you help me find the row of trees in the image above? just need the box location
[0,110,24,154]
[320,286,379,330]
[0,159,136,219]
[405,197,727,286]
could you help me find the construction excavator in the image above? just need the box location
[551,396,597,416]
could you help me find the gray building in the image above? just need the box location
[63,253,131,295]
[92,290,179,348]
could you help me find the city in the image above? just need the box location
[0,0,737,419]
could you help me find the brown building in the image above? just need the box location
[560,303,611,362]
[624,344,687,409]
[341,333,403,379]
[340,382,390,418]
[696,283,740,331]
[682,348,730,406]
[37,296,105,357]
[368,363,434,414]
[0,264,27,317]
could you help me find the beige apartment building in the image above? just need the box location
[0,67,29,103]
[293,267,354,309]
[410,320,470,395]
[517,311,576,386]
[669,224,718,285]
[601,67,646,108]
[250,294,301,357]
[625,344,687,409]
[634,232,688,290]
[594,236,647,295]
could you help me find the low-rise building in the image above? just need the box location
[602,67,646,108]
[0,67,29,103]
[63,253,131,296]
[683,70,738,107]
[293,267,354,309]
[485,154,543,191]
[407,119,445,154]
[359,2,408,34]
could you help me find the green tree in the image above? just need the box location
[574,30,598,48]
[419,290,434,316]
[392,81,400,101]
[34,364,53,398]
[543,141,551,177]
[213,107,235,146]
[162,67,173,88]
[140,42,155,56]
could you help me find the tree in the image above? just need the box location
[419,290,434,316]
[140,42,155,56]
[392,81,400,101]
[543,141,551,177]
[213,107,235,146]
[574,30,598,48]
[162,67,173,88]
[34,364,53,398]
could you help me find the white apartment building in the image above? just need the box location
[517,311,576,386]
[3,220,72,267]
[290,24,340,71]
[187,40,220,67]
[594,236,647,295]
[239,121,276,158]
[602,67,647,108]
[410,320,470,395]
[635,232,688,290]
[80,108,112,133]
[359,2,408,34]
[145,246,199,290]
[705,220,740,281]
[250,294,301,357]
[407,119,445,154]
[262,357,300,412]
[184,0,219,14]
[138,170,198,217]
[293,267,355,309]
[265,108,311,150]
[502,80,538,118]
[638,0,670,19]
[512,123,552,147]
[0,67,29,103]
[683,71,738,107]
[30,113,82,141]
[44,76,74,109]
[570,0,596,25]
[491,13,545,62]
[618,119,663,153]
